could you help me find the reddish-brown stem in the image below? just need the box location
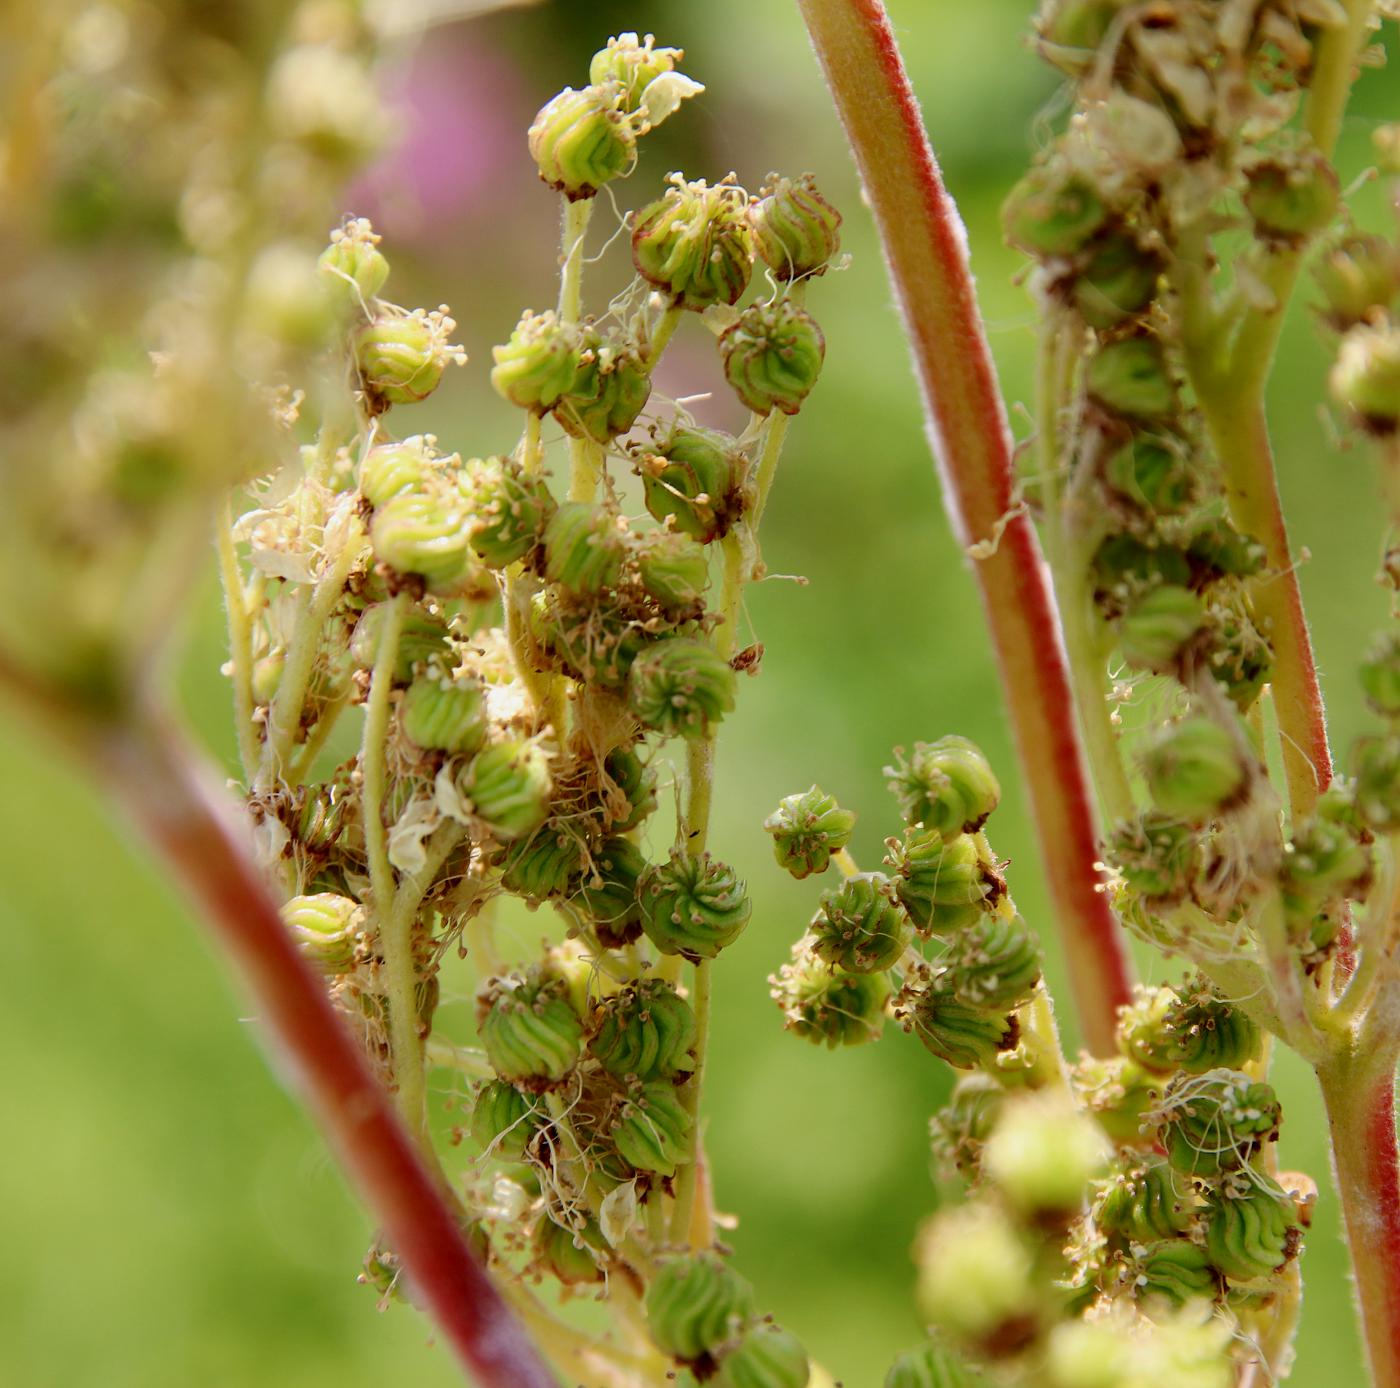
[1319,1054,1400,1388]
[96,710,557,1388]
[796,0,1132,1052]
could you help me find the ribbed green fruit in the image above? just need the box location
[762,784,857,879]
[884,736,1000,835]
[590,978,697,1080]
[752,173,842,279]
[477,971,584,1088]
[771,946,890,1048]
[713,1322,810,1388]
[610,1080,693,1176]
[632,178,754,310]
[887,826,992,935]
[469,1079,547,1160]
[718,298,825,416]
[645,1253,756,1364]
[639,849,751,960]
[628,637,736,740]
[528,85,635,199]
[809,872,910,973]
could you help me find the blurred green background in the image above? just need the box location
[3,1,1397,1383]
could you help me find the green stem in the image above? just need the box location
[287,685,351,785]
[558,197,594,322]
[425,1039,494,1080]
[669,958,713,1247]
[216,500,259,781]
[644,302,684,369]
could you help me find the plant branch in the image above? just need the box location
[797,0,1133,1053]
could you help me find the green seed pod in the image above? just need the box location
[460,455,554,568]
[1331,322,1400,431]
[543,501,628,596]
[281,892,361,974]
[809,872,911,973]
[1072,1054,1160,1146]
[604,746,658,831]
[535,1214,606,1285]
[931,1073,1006,1180]
[349,604,450,681]
[884,736,1001,835]
[640,849,751,960]
[1119,983,1261,1076]
[1140,717,1246,822]
[1152,1069,1281,1177]
[359,437,432,508]
[1103,434,1195,514]
[1086,337,1176,421]
[943,912,1042,1011]
[319,217,389,306]
[1202,1178,1299,1283]
[762,784,857,879]
[1313,233,1400,330]
[886,826,992,936]
[1244,151,1340,241]
[401,671,487,755]
[637,529,710,612]
[1002,167,1107,257]
[491,310,585,412]
[719,298,825,416]
[1353,735,1400,829]
[1072,232,1164,329]
[752,173,842,280]
[469,1079,547,1160]
[714,1322,810,1388]
[645,1253,756,1365]
[1094,1156,1195,1250]
[370,488,473,590]
[1118,585,1203,673]
[637,425,741,543]
[1281,814,1371,935]
[610,1079,693,1175]
[589,33,683,111]
[590,978,698,1080]
[771,943,891,1047]
[1046,1313,1234,1388]
[915,1202,1040,1352]
[528,85,635,199]
[632,176,754,310]
[1198,597,1273,712]
[477,970,585,1088]
[1362,630,1400,717]
[458,739,552,841]
[884,1344,978,1388]
[542,598,647,691]
[499,825,584,901]
[628,636,737,740]
[1091,535,1193,612]
[554,334,652,443]
[984,1091,1110,1220]
[356,309,464,407]
[895,982,1015,1070]
[1129,1239,1219,1306]
[576,835,647,947]
[252,647,285,706]
[1105,813,1200,901]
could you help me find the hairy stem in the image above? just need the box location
[797,0,1133,1052]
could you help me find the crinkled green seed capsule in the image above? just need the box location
[637,529,709,612]
[943,912,1041,1011]
[356,309,465,407]
[576,835,647,947]
[1331,322,1400,432]
[719,298,825,416]
[544,502,627,596]
[1002,167,1106,257]
[884,1343,979,1388]
[632,177,754,310]
[359,437,433,508]
[528,85,635,199]
[645,1253,756,1365]
[628,636,737,739]
[1281,815,1371,927]
[1094,1156,1195,1250]
[491,310,584,412]
[469,1079,547,1160]
[1141,717,1247,822]
[895,982,1015,1069]
[887,826,992,936]
[1071,1054,1160,1146]
[349,604,449,681]
[771,944,891,1047]
[1119,982,1261,1076]
[1353,735,1400,828]
[604,745,658,831]
[713,1322,810,1388]
[535,1214,606,1285]
[1244,152,1340,241]
[884,735,1000,835]
[554,334,652,443]
[1086,336,1175,420]
[281,892,360,973]
[751,173,842,280]
[983,1092,1110,1220]
[1128,1239,1219,1306]
[637,425,740,543]
[318,217,389,306]
[457,739,552,841]
[1103,434,1195,514]
[460,455,554,568]
[1313,233,1400,330]
[1118,585,1203,673]
[1152,1068,1281,1177]
[1202,1179,1299,1282]
[763,784,857,879]
[401,671,487,755]
[1072,231,1164,329]
[609,1079,694,1176]
[1361,630,1400,718]
[809,871,910,973]
[1105,812,1200,901]
[477,971,584,1088]
[590,978,697,1080]
[931,1074,1005,1180]
[640,849,751,960]
[589,33,683,111]
[499,825,584,902]
[369,488,473,590]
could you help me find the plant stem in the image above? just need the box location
[1318,1052,1400,1388]
[669,959,713,1247]
[558,197,593,322]
[215,501,259,782]
[98,713,557,1388]
[797,0,1133,1053]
